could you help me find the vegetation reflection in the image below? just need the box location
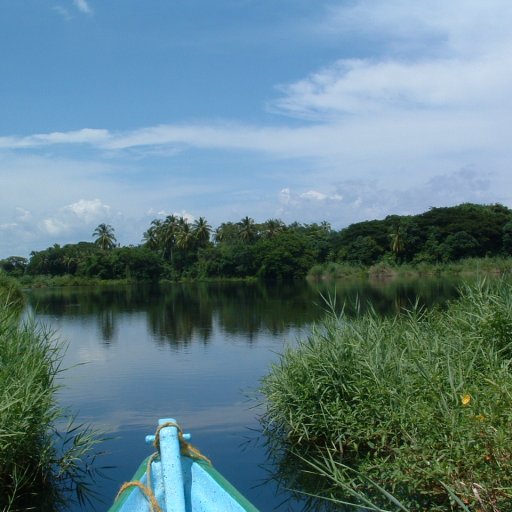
[26,279,468,347]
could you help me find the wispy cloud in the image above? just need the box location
[2,0,512,165]
[316,0,512,56]
[73,0,92,14]
[53,6,72,21]
[277,169,502,227]
[271,53,512,120]
[273,0,512,121]
[0,128,109,149]
[53,0,92,19]
[0,108,508,167]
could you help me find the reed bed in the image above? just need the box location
[0,279,102,511]
[261,280,512,510]
[308,257,512,282]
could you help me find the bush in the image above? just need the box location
[307,262,365,280]
[0,273,24,311]
[261,280,512,510]
[0,299,102,510]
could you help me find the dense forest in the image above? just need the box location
[2,203,512,281]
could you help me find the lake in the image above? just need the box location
[25,277,464,511]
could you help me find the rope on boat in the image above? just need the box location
[115,481,162,512]
[114,421,211,510]
[154,420,212,465]
[145,451,160,492]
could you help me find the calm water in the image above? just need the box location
[25,277,464,511]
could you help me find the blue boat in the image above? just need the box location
[108,418,260,512]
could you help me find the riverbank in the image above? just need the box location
[261,279,512,510]
[308,256,512,281]
[0,278,101,510]
[9,256,512,289]
[14,273,259,288]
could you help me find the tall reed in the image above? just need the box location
[261,280,512,510]
[0,278,102,511]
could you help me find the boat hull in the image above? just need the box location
[108,419,259,512]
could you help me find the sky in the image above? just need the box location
[1,0,512,258]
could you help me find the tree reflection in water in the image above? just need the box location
[26,278,465,347]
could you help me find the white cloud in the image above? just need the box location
[277,169,503,227]
[272,0,512,122]
[73,0,92,14]
[301,190,327,201]
[144,209,196,223]
[15,208,32,221]
[42,218,70,236]
[272,52,512,120]
[278,188,292,206]
[53,6,72,20]
[318,0,512,56]
[176,211,195,223]
[0,128,109,149]
[64,199,111,223]
[39,199,112,238]
[299,190,344,202]
[1,109,506,167]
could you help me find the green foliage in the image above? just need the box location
[261,280,512,510]
[0,274,25,311]
[255,231,317,280]
[442,231,480,261]
[0,302,102,510]
[237,216,258,243]
[308,262,366,281]
[17,203,512,283]
[214,221,240,245]
[0,257,28,278]
[27,242,98,276]
[502,220,512,254]
[92,223,117,250]
[334,203,512,267]
[82,246,163,280]
[346,236,385,266]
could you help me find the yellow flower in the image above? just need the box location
[475,414,485,421]
[461,394,472,406]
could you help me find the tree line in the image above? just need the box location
[2,203,512,281]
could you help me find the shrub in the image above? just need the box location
[261,280,512,510]
[0,273,24,311]
[0,299,102,510]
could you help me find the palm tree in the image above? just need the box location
[214,222,238,244]
[390,225,405,262]
[193,217,212,247]
[143,220,161,251]
[175,218,195,250]
[262,218,285,239]
[93,223,117,250]
[62,255,77,274]
[161,215,178,260]
[237,216,258,243]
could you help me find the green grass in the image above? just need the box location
[0,279,103,511]
[18,274,134,288]
[308,262,367,280]
[0,274,25,311]
[261,279,512,510]
[308,257,512,282]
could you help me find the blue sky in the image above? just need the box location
[1,0,512,257]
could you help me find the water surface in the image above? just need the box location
[26,277,464,511]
